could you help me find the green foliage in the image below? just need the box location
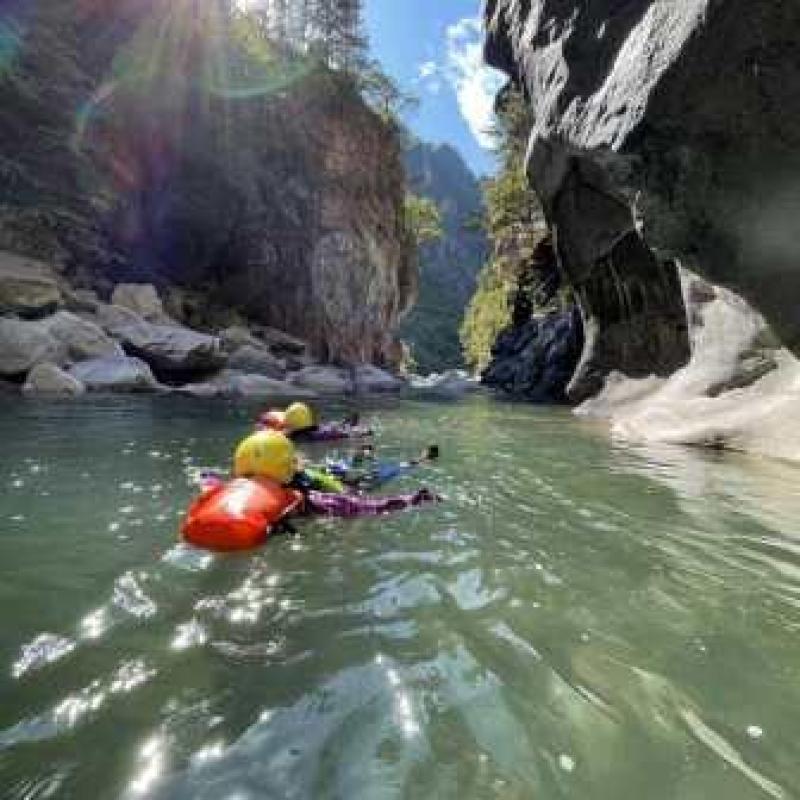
[460,88,545,371]
[404,193,443,249]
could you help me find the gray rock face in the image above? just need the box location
[485,0,800,357]
[68,356,158,392]
[227,345,286,379]
[23,363,85,395]
[0,252,62,317]
[0,317,65,376]
[483,308,585,403]
[41,312,122,363]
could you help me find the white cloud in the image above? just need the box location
[418,61,439,80]
[445,16,506,149]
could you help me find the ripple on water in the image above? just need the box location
[11,633,77,679]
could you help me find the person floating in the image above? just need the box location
[326,444,440,490]
[181,431,440,552]
[258,402,373,443]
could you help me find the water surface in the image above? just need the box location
[1,394,800,799]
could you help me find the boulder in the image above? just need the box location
[111,283,168,322]
[92,302,144,332]
[63,288,100,314]
[288,365,354,394]
[482,308,585,403]
[0,317,65,376]
[219,326,266,352]
[0,252,62,318]
[227,345,286,378]
[23,363,85,396]
[68,356,158,392]
[353,364,406,393]
[180,370,316,399]
[41,311,122,363]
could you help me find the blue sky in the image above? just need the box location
[365,0,505,176]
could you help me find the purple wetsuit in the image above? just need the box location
[292,423,373,443]
[306,489,438,517]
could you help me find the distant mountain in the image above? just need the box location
[401,142,488,374]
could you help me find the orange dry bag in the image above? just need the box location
[181,478,303,552]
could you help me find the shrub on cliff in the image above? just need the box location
[460,88,547,372]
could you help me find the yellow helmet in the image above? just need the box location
[283,402,314,432]
[233,430,296,484]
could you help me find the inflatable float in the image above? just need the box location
[181,478,303,552]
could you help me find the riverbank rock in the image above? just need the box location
[353,364,406,393]
[119,324,225,377]
[41,312,122,363]
[0,317,65,376]
[111,283,170,323]
[23,363,85,396]
[227,345,286,379]
[288,366,354,394]
[180,370,316,399]
[0,252,62,318]
[68,356,158,392]
[483,308,584,403]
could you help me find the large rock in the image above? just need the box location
[23,363,85,396]
[41,311,122,363]
[227,345,286,379]
[111,284,169,322]
[353,364,406,393]
[0,252,62,318]
[180,370,316,399]
[483,308,585,403]
[0,317,65,376]
[485,0,800,362]
[68,356,158,392]
[288,365,354,394]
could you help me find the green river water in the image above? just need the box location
[1,394,800,799]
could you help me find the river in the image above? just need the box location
[1,394,799,799]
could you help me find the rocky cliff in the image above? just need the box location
[0,0,415,367]
[484,0,800,396]
[482,0,800,458]
[400,142,487,374]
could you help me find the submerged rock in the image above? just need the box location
[483,308,585,403]
[68,356,158,392]
[0,317,65,376]
[23,363,85,396]
[0,252,62,318]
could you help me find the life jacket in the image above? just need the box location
[181,478,303,552]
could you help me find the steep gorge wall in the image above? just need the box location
[484,0,800,395]
[0,0,414,366]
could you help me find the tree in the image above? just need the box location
[404,193,443,249]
